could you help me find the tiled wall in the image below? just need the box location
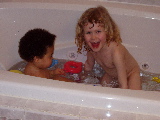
[1,94,160,120]
[0,0,160,6]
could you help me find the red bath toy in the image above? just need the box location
[64,61,82,74]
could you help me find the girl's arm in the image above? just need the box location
[113,46,128,89]
[84,52,95,72]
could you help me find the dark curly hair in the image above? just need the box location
[18,28,56,62]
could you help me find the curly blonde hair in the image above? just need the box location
[75,6,122,54]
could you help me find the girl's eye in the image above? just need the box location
[86,32,91,34]
[97,31,101,33]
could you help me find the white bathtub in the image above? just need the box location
[0,0,160,120]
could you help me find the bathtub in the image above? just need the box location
[0,0,160,120]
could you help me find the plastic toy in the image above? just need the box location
[63,61,82,74]
[9,70,23,74]
[48,59,58,68]
[152,77,160,83]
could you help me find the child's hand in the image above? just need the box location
[54,68,65,75]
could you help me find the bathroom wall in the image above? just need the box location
[0,0,160,6]
[102,0,160,6]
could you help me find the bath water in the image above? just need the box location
[9,59,160,91]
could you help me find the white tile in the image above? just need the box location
[109,110,136,120]
[25,111,80,120]
[136,114,160,120]
[79,107,136,120]
[79,107,110,120]
[25,99,80,117]
[0,95,27,109]
[0,107,24,120]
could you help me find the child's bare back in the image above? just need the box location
[24,62,51,79]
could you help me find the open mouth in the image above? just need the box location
[91,42,100,48]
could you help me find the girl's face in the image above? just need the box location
[38,46,54,69]
[83,23,107,52]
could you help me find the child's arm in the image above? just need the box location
[50,68,65,78]
[113,46,128,89]
[84,52,95,72]
[50,68,74,82]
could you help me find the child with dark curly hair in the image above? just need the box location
[19,28,74,82]
[75,6,141,89]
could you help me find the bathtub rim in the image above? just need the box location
[0,70,160,117]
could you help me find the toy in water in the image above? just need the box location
[48,59,58,68]
[9,70,23,74]
[63,61,82,74]
[152,77,160,83]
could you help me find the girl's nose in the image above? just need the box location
[91,33,96,40]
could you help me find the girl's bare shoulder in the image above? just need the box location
[109,42,124,52]
[108,42,121,49]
